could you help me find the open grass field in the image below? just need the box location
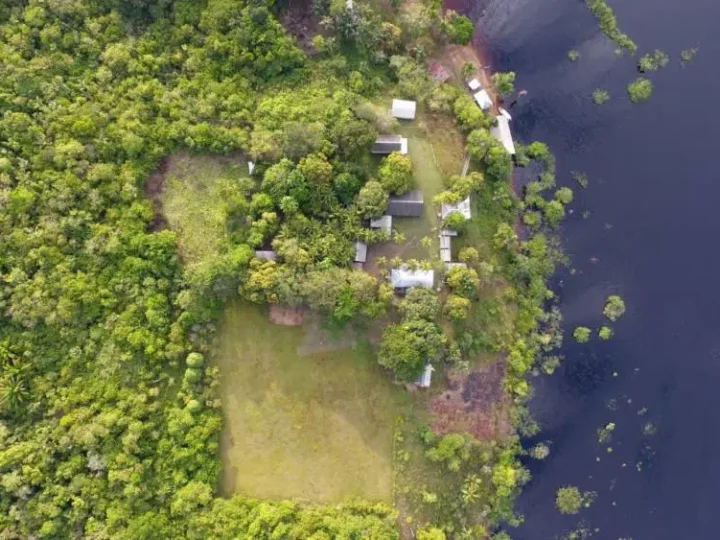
[217,302,412,503]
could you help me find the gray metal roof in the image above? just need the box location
[372,135,405,154]
[387,190,424,217]
[370,215,393,234]
[255,250,277,261]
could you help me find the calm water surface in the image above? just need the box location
[468,0,720,537]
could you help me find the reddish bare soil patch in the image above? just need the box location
[269,304,306,326]
[145,158,169,231]
[429,361,512,441]
[431,44,500,115]
[279,0,320,53]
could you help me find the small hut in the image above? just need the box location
[372,135,408,155]
[473,89,493,110]
[255,250,277,261]
[415,364,435,388]
[370,215,393,235]
[390,266,434,291]
[391,99,417,120]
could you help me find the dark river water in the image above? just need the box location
[466,0,720,538]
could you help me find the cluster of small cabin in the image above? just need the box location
[254,84,517,389]
[467,77,516,156]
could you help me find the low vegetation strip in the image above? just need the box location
[586,0,638,55]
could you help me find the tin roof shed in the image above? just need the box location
[490,115,516,155]
[391,99,417,120]
[390,266,434,289]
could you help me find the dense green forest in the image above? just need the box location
[0,0,566,537]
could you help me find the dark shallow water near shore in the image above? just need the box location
[465,0,720,538]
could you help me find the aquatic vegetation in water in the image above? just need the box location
[598,325,613,340]
[628,78,653,103]
[597,422,616,444]
[603,295,626,321]
[593,89,610,105]
[586,0,637,55]
[572,171,589,188]
[568,49,581,61]
[573,326,592,343]
[529,442,551,460]
[681,47,699,64]
[638,49,669,72]
[642,422,657,436]
[492,71,516,96]
[556,486,597,514]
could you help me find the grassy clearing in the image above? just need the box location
[161,151,249,270]
[216,302,413,503]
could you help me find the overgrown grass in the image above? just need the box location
[216,302,412,503]
[161,151,249,271]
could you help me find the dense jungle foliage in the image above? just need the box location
[0,0,565,537]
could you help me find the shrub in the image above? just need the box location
[554,187,573,204]
[443,210,467,233]
[458,246,479,263]
[628,77,653,103]
[556,486,582,514]
[444,294,471,321]
[573,326,591,343]
[443,11,474,44]
[603,295,626,321]
[186,352,205,368]
[356,180,389,219]
[378,152,414,194]
[598,325,613,340]
[592,89,610,105]
[492,71,516,96]
[638,49,669,72]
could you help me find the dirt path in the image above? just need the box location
[432,43,501,116]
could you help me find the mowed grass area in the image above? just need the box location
[161,151,248,270]
[217,302,411,503]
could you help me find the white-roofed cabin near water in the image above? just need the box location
[490,115,516,155]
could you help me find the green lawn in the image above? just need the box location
[217,302,411,503]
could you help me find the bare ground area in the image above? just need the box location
[279,0,320,53]
[429,360,512,441]
[431,43,500,115]
[269,304,306,326]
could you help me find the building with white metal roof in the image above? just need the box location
[390,266,434,290]
[354,241,367,263]
[441,197,471,220]
[490,115,516,155]
[391,99,417,120]
[473,89,493,110]
[415,364,435,388]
